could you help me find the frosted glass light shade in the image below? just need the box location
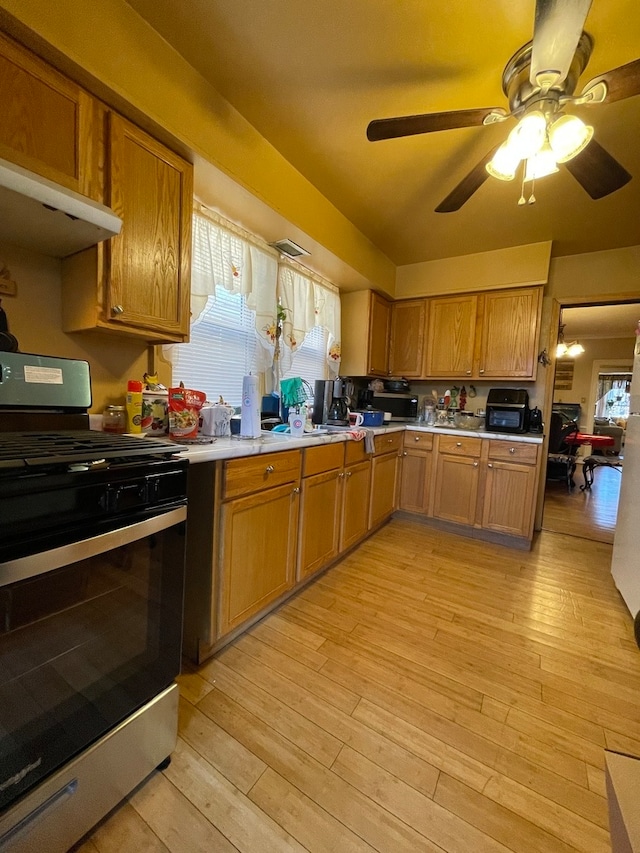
[524,144,558,181]
[548,114,593,163]
[567,342,585,357]
[507,111,546,159]
[486,142,521,181]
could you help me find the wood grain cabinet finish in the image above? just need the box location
[0,32,95,195]
[480,441,540,538]
[424,287,542,381]
[218,450,301,636]
[369,434,402,529]
[340,290,391,377]
[432,435,482,526]
[340,458,371,551]
[62,113,193,342]
[297,445,343,581]
[399,430,433,514]
[389,299,427,377]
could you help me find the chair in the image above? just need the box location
[546,412,579,490]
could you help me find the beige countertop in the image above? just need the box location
[174,423,543,464]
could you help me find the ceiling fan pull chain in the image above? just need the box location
[518,163,527,205]
[528,176,537,205]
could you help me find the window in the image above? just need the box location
[281,325,329,387]
[171,288,258,407]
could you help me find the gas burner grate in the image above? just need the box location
[0,430,184,469]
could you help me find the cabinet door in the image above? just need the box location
[368,292,391,376]
[432,453,480,526]
[424,294,477,377]
[399,448,432,514]
[478,287,542,379]
[369,452,399,529]
[340,460,371,551]
[0,32,93,193]
[389,300,427,377]
[297,469,341,581]
[107,113,192,338]
[219,483,298,636]
[481,461,537,538]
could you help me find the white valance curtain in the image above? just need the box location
[187,207,342,378]
[190,211,278,371]
[277,262,342,378]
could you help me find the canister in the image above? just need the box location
[141,389,169,434]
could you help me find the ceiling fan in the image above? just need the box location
[366,0,640,212]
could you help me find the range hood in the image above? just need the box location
[0,157,122,258]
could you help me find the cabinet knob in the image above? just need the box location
[488,463,493,468]
[346,470,352,478]
[509,447,516,454]
[387,438,393,443]
[456,442,462,447]
[338,472,345,478]
[414,436,420,442]
[473,461,479,467]
[466,370,471,375]
[479,368,485,374]
[265,465,275,474]
[292,486,300,494]
[403,451,408,456]
[111,304,125,315]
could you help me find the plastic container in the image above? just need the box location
[102,405,126,434]
[125,380,143,434]
[142,389,169,434]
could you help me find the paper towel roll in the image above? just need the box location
[240,374,261,438]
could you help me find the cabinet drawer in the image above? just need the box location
[303,442,344,477]
[437,435,482,456]
[488,440,539,465]
[344,439,370,465]
[403,430,434,450]
[374,432,403,455]
[223,450,300,499]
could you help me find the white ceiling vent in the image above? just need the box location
[268,238,310,258]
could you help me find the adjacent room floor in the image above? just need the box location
[74,517,639,853]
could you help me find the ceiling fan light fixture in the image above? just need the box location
[567,341,585,357]
[524,143,559,181]
[548,114,594,162]
[507,111,547,159]
[486,143,521,181]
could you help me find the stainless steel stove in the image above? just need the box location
[0,353,188,852]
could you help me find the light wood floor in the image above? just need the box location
[543,461,622,544]
[74,518,640,853]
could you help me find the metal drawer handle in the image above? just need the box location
[479,368,485,374]
[111,304,124,315]
[265,465,275,474]
[403,451,407,456]
[292,486,300,494]
[509,447,516,454]
[338,471,345,478]
[473,461,479,467]
[488,463,493,468]
[346,470,352,478]
[456,442,462,447]
[414,435,420,441]
[388,438,393,443]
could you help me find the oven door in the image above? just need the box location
[0,505,186,813]
[486,406,526,433]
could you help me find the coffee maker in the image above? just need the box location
[312,377,354,426]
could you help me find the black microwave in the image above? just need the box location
[369,392,418,421]
[486,388,530,433]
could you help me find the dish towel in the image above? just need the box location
[346,428,375,453]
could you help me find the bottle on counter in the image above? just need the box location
[126,380,143,433]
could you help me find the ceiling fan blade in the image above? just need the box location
[435,147,499,213]
[582,57,640,104]
[530,0,592,88]
[564,138,631,199]
[366,108,505,141]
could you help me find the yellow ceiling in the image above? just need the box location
[124,0,640,266]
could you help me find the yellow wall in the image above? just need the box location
[395,241,552,297]
[0,241,148,413]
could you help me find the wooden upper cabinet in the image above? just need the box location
[106,113,192,339]
[424,294,477,378]
[63,112,193,343]
[389,299,427,377]
[340,290,391,377]
[477,286,543,380]
[367,292,391,376]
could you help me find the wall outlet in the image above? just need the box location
[0,278,17,296]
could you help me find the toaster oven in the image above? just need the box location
[486,388,530,433]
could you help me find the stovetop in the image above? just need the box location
[0,430,184,470]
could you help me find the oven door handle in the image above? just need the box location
[0,505,187,587]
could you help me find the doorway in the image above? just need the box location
[541,302,638,544]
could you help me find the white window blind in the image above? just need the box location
[171,288,258,407]
[281,325,329,387]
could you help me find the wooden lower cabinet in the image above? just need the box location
[219,481,299,636]
[297,469,341,581]
[369,451,400,529]
[399,431,433,514]
[432,453,480,526]
[480,441,540,538]
[340,459,372,551]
